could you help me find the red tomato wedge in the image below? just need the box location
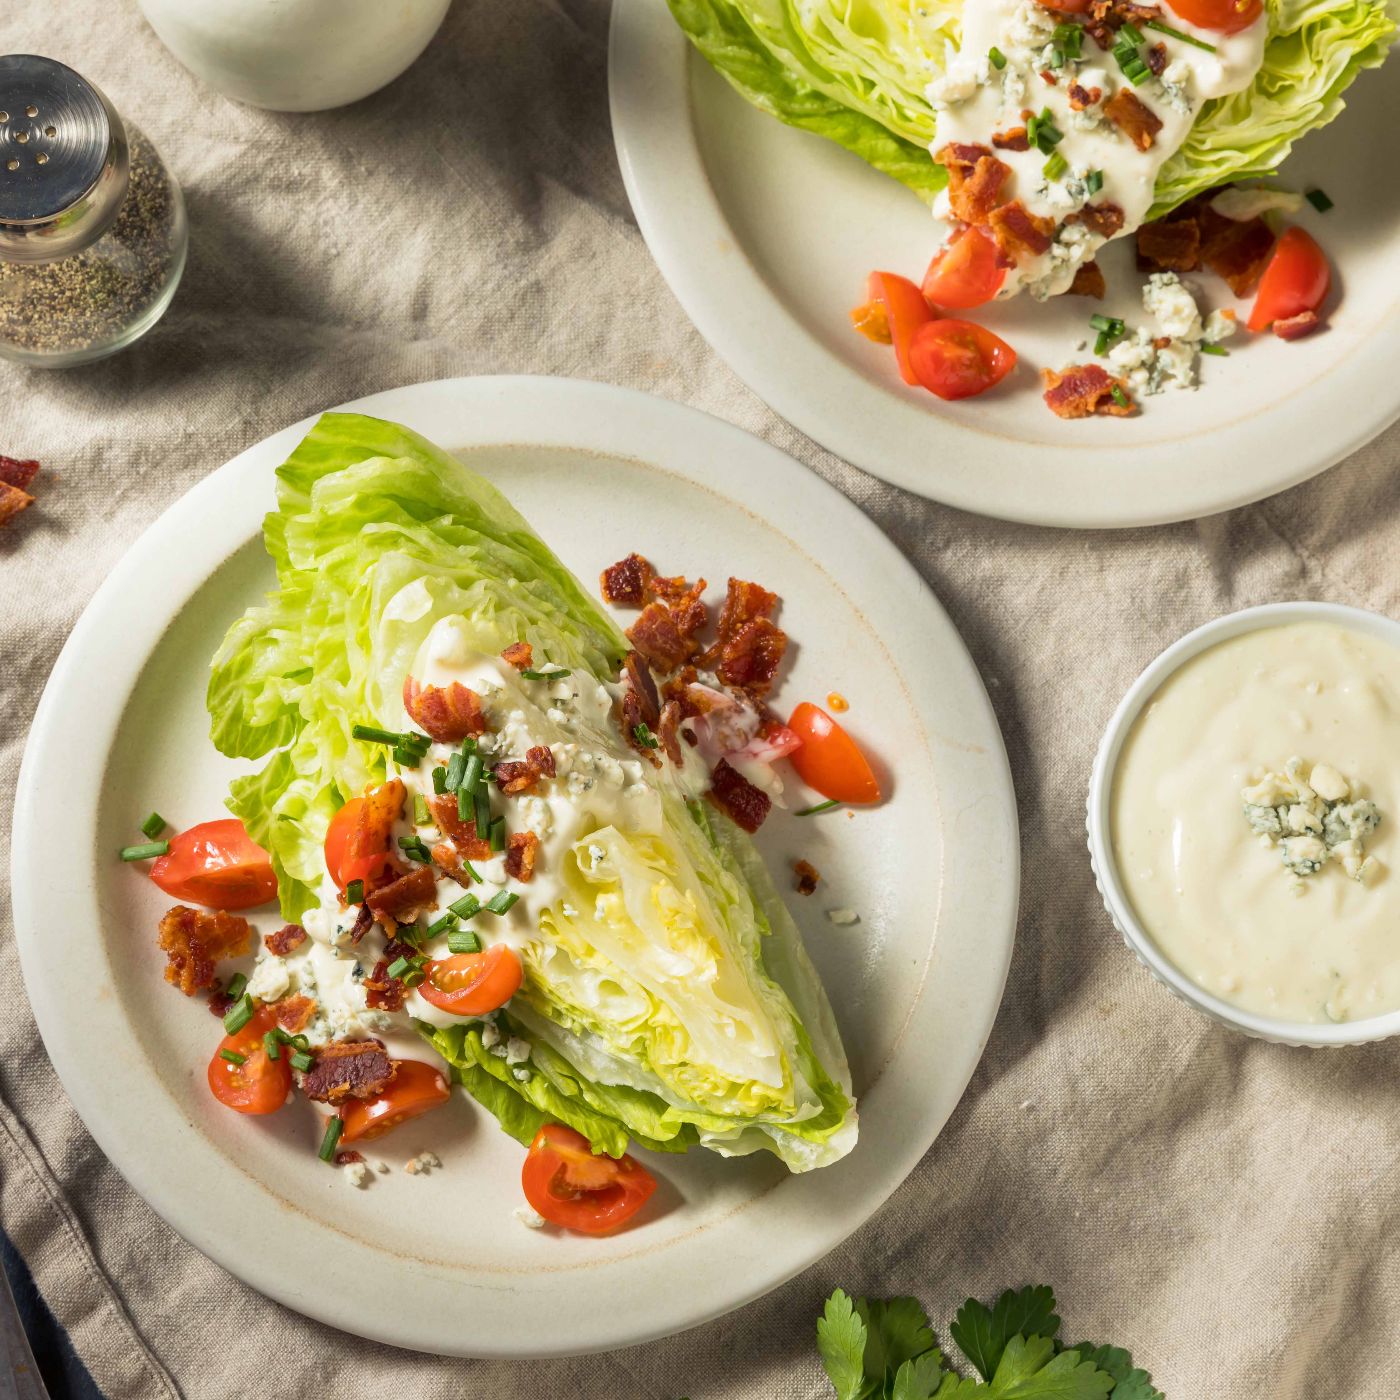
[922,227,1006,310]
[207,1005,292,1115]
[339,1060,452,1143]
[787,703,881,804]
[908,319,1017,400]
[324,780,405,892]
[1164,0,1261,33]
[419,945,524,1018]
[862,271,934,386]
[521,1124,657,1234]
[150,819,277,910]
[1247,226,1330,332]
[1033,0,1092,12]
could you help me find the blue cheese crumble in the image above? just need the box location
[1242,759,1381,886]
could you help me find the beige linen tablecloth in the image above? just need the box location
[3,3,1399,1396]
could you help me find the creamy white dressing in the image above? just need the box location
[1111,623,1400,1024]
[929,0,1266,297]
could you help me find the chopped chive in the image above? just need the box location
[1144,17,1216,50]
[427,912,457,937]
[1053,22,1083,58]
[1035,118,1062,153]
[219,1049,246,1065]
[398,834,432,863]
[403,730,431,751]
[460,858,481,882]
[318,1115,343,1163]
[1086,169,1104,195]
[1094,331,1112,356]
[346,879,365,905]
[223,994,253,1035]
[488,816,506,852]
[1088,313,1123,334]
[633,722,659,749]
[290,1050,314,1072]
[1110,384,1131,408]
[485,890,518,915]
[988,45,1007,69]
[225,972,248,1001]
[1043,150,1068,180]
[1306,188,1333,213]
[119,841,169,861]
[449,893,483,920]
[263,1030,281,1061]
[445,753,466,790]
[1120,19,1144,42]
[796,799,842,817]
[139,812,167,839]
[351,723,402,746]
[1025,114,1040,146]
[461,754,485,796]
[448,929,482,954]
[520,667,572,681]
[431,765,449,795]
[413,794,431,825]
[458,786,472,822]
[387,955,414,979]
[473,787,491,835]
[392,744,420,767]
[289,1033,311,1051]
[1048,45,1065,67]
[1200,343,1230,356]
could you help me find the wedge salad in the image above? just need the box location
[669,0,1394,414]
[121,413,880,1234]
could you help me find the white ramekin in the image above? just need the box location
[1087,601,1400,1047]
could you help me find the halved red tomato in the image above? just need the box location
[521,1123,657,1234]
[150,819,276,910]
[207,1005,292,1115]
[787,702,881,804]
[324,779,405,892]
[859,271,935,386]
[922,227,1006,310]
[419,944,523,1018]
[1033,0,1093,12]
[1164,0,1261,33]
[339,1060,452,1143]
[1247,226,1330,332]
[908,318,1017,400]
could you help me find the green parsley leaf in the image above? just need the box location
[818,1289,870,1400]
[859,1297,938,1386]
[991,1337,1113,1399]
[892,1351,948,1400]
[1065,1345,1164,1400]
[951,1287,1061,1381]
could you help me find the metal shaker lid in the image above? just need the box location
[0,54,130,264]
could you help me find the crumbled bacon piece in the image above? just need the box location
[665,579,709,640]
[1068,262,1106,299]
[1274,310,1322,341]
[657,699,684,766]
[1039,68,1057,86]
[402,677,488,744]
[1078,202,1125,239]
[504,830,540,882]
[363,958,406,1012]
[299,1040,395,1103]
[1105,89,1163,151]
[157,906,253,996]
[709,760,771,834]
[992,127,1030,152]
[714,579,777,645]
[430,794,492,858]
[0,457,40,491]
[714,618,788,699]
[987,201,1056,262]
[335,1150,365,1166]
[627,602,699,671]
[0,483,34,527]
[207,985,235,1017]
[264,923,308,956]
[274,995,317,1033]
[1067,83,1101,111]
[431,841,474,885]
[1145,41,1167,75]
[936,143,1011,226]
[600,553,655,607]
[496,745,557,795]
[622,688,663,768]
[347,901,374,945]
[501,641,533,671]
[794,860,820,896]
[1137,213,1201,272]
[624,650,661,727]
[528,744,555,778]
[1199,206,1275,296]
[366,865,438,931]
[1042,365,1136,419]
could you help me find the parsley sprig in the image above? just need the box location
[816,1285,1162,1399]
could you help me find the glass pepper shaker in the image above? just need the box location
[0,54,187,367]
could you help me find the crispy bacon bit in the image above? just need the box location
[505,830,540,882]
[622,688,663,768]
[1067,83,1101,111]
[1068,262,1106,299]
[657,699,684,766]
[627,602,699,672]
[709,759,771,834]
[363,958,406,1012]
[1078,202,1125,239]
[992,126,1031,152]
[0,457,40,491]
[1137,213,1201,272]
[666,579,709,640]
[430,794,492,858]
[714,579,777,645]
[1274,310,1322,341]
[527,744,555,778]
[274,995,317,1033]
[335,1150,365,1166]
[1105,89,1163,152]
[347,901,374,946]
[501,641,533,671]
[794,860,820,896]
[1042,365,1136,419]
[1199,206,1275,296]
[300,1040,395,1103]
[936,143,1011,226]
[714,618,788,699]
[402,677,488,744]
[496,745,557,795]
[1145,41,1167,75]
[600,553,655,607]
[987,201,1056,262]
[0,483,34,527]
[430,841,472,885]
[624,650,661,727]
[1152,336,1172,350]
[1039,68,1058,85]
[157,906,253,996]
[207,985,235,1017]
[366,865,438,931]
[265,923,308,956]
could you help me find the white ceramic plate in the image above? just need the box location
[609,1,1400,529]
[13,377,1019,1358]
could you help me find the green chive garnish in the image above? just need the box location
[387,955,414,979]
[119,841,169,862]
[488,816,506,852]
[351,723,402,746]
[485,890,518,915]
[445,751,467,790]
[1086,169,1104,195]
[1120,19,1144,42]
[1089,314,1123,334]
[1043,150,1067,181]
[633,722,659,749]
[988,45,1007,69]
[460,858,480,882]
[392,744,418,766]
[219,1049,246,1065]
[346,879,365,905]
[226,972,248,1001]
[1110,384,1131,408]
[461,754,485,795]
[457,786,472,822]
[1306,188,1333,213]
[318,1115,343,1163]
[520,667,572,681]
[449,893,483,920]
[1048,44,1065,67]
[448,929,482,954]
[290,1050,314,1072]
[1094,331,1111,356]
[397,834,432,863]
[263,1031,281,1061]
[1026,114,1040,147]
[1200,343,1229,356]
[473,788,491,835]
[796,799,842,816]
[432,765,449,795]
[223,994,254,1035]
[427,912,457,937]
[140,812,167,839]
[413,794,431,826]
[1144,17,1216,50]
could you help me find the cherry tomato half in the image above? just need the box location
[324,780,405,892]
[1247,226,1330,333]
[862,271,934,386]
[787,702,881,804]
[418,945,524,1018]
[521,1123,658,1234]
[207,1005,292,1115]
[1033,0,1093,12]
[1164,0,1261,34]
[922,227,1006,310]
[907,319,1017,401]
[339,1060,452,1143]
[150,819,277,910]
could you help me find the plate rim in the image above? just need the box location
[12,375,1020,1357]
[607,0,1400,530]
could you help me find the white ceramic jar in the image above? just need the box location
[138,0,452,112]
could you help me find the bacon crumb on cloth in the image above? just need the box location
[496,745,556,795]
[936,143,1010,226]
[599,553,655,607]
[274,995,317,1033]
[1068,262,1106,299]
[0,456,39,528]
[501,641,533,671]
[366,865,438,931]
[430,794,492,858]
[158,905,253,995]
[1274,310,1322,340]
[1104,89,1163,151]
[1042,365,1136,419]
[504,830,540,882]
[299,1040,395,1103]
[265,923,307,956]
[709,759,771,834]
[794,860,820,896]
[402,677,488,744]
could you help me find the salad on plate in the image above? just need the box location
[121,413,881,1234]
[668,0,1393,414]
